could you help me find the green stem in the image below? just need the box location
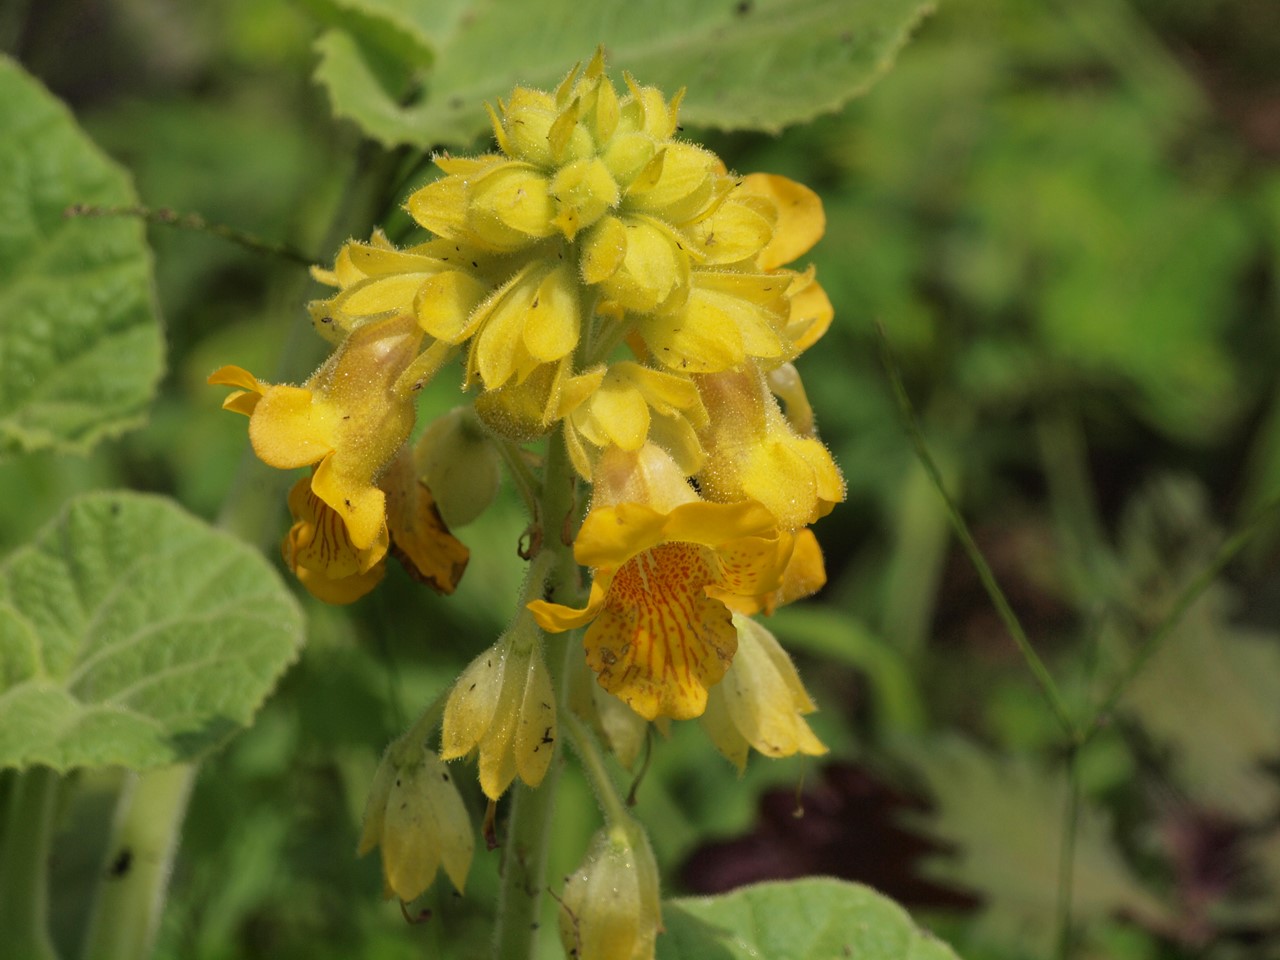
[876,324,1077,739]
[493,428,581,960]
[81,765,197,960]
[1054,753,1082,960]
[495,438,543,529]
[562,712,629,826]
[1035,408,1112,601]
[0,766,60,960]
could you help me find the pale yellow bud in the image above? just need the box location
[699,614,827,771]
[440,631,557,800]
[559,822,661,960]
[359,741,474,901]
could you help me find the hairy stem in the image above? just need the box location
[0,766,60,960]
[493,428,582,960]
[82,765,197,960]
[562,711,629,827]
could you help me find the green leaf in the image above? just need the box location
[0,492,305,771]
[311,0,936,148]
[900,737,1173,956]
[1113,477,1280,821]
[659,877,961,960]
[0,57,163,458]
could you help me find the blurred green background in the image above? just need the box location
[4,0,1280,958]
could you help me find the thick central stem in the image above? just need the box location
[492,425,582,960]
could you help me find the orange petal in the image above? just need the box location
[311,454,386,552]
[381,451,469,594]
[281,478,386,604]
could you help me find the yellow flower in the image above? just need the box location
[699,614,827,770]
[564,361,708,480]
[281,476,386,604]
[695,364,844,530]
[359,740,474,902]
[209,313,425,553]
[559,820,661,960]
[309,229,502,344]
[528,497,793,721]
[440,632,557,800]
[277,447,469,605]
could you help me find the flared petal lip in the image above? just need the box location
[208,364,266,393]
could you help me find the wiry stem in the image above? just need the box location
[492,427,582,960]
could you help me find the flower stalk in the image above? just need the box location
[493,425,582,960]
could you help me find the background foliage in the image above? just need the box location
[3,0,1279,958]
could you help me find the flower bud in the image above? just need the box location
[699,614,827,770]
[440,630,557,800]
[359,741,474,902]
[413,407,503,528]
[558,821,661,960]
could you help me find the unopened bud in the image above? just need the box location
[359,741,474,902]
[558,821,661,960]
[413,408,503,528]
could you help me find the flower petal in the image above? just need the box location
[584,543,737,720]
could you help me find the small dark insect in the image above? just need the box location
[108,847,133,878]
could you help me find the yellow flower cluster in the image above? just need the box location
[211,51,840,780]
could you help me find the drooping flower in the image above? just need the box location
[694,363,844,531]
[280,475,386,604]
[699,614,827,770]
[559,819,661,960]
[528,477,794,721]
[440,631,557,800]
[359,740,474,902]
[209,313,425,553]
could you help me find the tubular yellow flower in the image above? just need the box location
[559,820,661,960]
[695,363,845,531]
[309,229,502,343]
[209,312,425,553]
[528,497,793,721]
[359,740,474,902]
[699,614,827,771]
[440,632,557,800]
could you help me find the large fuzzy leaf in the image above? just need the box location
[0,57,163,458]
[0,492,305,770]
[659,877,961,960]
[311,0,935,148]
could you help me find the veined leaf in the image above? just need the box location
[0,57,163,458]
[901,737,1174,956]
[0,492,305,771]
[659,877,961,960]
[311,0,935,148]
